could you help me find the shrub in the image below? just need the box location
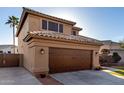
[99,54,113,66]
[112,52,121,63]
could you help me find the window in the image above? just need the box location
[42,20,47,30]
[48,21,58,32]
[42,20,63,33]
[8,51,11,54]
[59,24,63,33]
[0,51,3,54]
[72,31,76,35]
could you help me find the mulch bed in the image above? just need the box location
[37,75,63,85]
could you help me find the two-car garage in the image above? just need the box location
[22,31,101,75]
[49,48,92,73]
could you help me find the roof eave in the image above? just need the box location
[16,10,28,37]
[16,7,77,37]
[72,27,83,31]
[26,8,76,25]
[24,34,102,46]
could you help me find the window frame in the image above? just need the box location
[59,24,63,33]
[48,21,59,32]
[41,20,63,33]
[42,20,48,30]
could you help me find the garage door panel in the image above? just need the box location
[49,48,92,73]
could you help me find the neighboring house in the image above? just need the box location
[0,45,18,54]
[100,40,124,62]
[16,7,102,75]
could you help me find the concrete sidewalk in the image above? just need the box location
[0,67,41,85]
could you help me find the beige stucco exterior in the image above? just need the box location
[21,38,100,74]
[28,14,74,35]
[17,8,101,75]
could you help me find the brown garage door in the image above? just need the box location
[49,48,92,73]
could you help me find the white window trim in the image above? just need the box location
[41,19,48,31]
[59,24,63,33]
[58,24,59,33]
[46,20,48,31]
[42,19,63,33]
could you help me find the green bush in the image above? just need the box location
[112,52,121,63]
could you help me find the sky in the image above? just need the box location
[0,7,124,45]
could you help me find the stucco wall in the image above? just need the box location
[18,16,29,54]
[63,24,72,35]
[28,14,73,35]
[27,38,100,74]
[32,46,49,74]
[18,16,34,71]
[28,14,41,31]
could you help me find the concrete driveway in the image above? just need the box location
[0,67,41,85]
[51,67,124,85]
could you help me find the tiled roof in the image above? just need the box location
[72,26,82,31]
[23,7,76,25]
[110,49,124,51]
[102,40,120,45]
[24,31,102,46]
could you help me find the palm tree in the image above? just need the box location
[5,16,19,53]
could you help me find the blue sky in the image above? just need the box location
[0,7,124,45]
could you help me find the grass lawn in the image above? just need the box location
[103,66,124,77]
[112,66,124,70]
[111,66,124,76]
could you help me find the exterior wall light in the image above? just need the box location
[40,49,45,54]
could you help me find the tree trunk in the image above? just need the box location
[13,25,15,53]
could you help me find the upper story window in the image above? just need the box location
[72,31,76,35]
[48,21,58,32]
[59,24,63,33]
[42,20,63,33]
[42,20,47,30]
[8,51,11,54]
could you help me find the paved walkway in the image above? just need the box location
[0,67,41,85]
[51,67,124,85]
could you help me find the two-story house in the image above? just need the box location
[16,7,102,76]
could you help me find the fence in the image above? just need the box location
[0,54,23,67]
